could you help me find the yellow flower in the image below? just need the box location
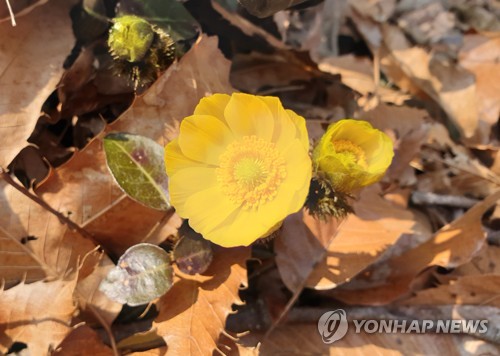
[313,119,393,193]
[165,93,311,247]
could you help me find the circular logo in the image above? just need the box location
[317,309,348,344]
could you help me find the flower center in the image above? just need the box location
[217,136,287,209]
[234,158,267,187]
[332,139,367,168]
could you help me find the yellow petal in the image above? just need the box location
[164,139,203,176]
[286,109,309,152]
[224,93,274,141]
[283,139,312,191]
[169,166,218,214]
[366,133,394,173]
[183,186,239,235]
[194,93,231,120]
[210,188,295,247]
[258,96,296,149]
[326,119,374,144]
[178,114,234,165]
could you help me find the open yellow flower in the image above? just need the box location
[313,119,393,193]
[165,93,311,247]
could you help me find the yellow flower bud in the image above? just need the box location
[313,119,394,193]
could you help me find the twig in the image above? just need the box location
[411,191,480,208]
[5,0,16,26]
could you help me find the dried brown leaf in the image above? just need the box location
[460,34,500,136]
[253,322,499,355]
[0,278,76,353]
[0,0,75,168]
[318,55,411,105]
[153,247,250,355]
[0,179,95,286]
[350,0,396,22]
[54,325,113,356]
[77,256,123,326]
[380,24,480,139]
[0,177,122,331]
[275,186,415,291]
[400,274,500,308]
[332,189,500,305]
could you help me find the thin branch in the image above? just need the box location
[411,191,480,208]
[5,0,16,26]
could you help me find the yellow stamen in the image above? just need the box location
[217,136,286,209]
[331,139,367,168]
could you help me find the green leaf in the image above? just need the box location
[118,0,199,42]
[104,132,170,211]
[99,243,173,306]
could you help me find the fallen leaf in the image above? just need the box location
[396,1,458,45]
[275,185,415,291]
[450,244,500,277]
[380,24,479,139]
[54,325,113,356]
[459,35,500,137]
[332,189,500,304]
[273,0,347,60]
[400,274,500,308]
[248,322,500,355]
[129,348,167,356]
[350,0,396,23]
[420,122,500,197]
[0,279,76,354]
[0,179,96,286]
[153,247,249,355]
[77,254,124,326]
[0,0,75,168]
[0,176,121,332]
[318,54,411,105]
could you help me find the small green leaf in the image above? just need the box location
[118,0,199,42]
[104,132,170,211]
[99,243,173,306]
